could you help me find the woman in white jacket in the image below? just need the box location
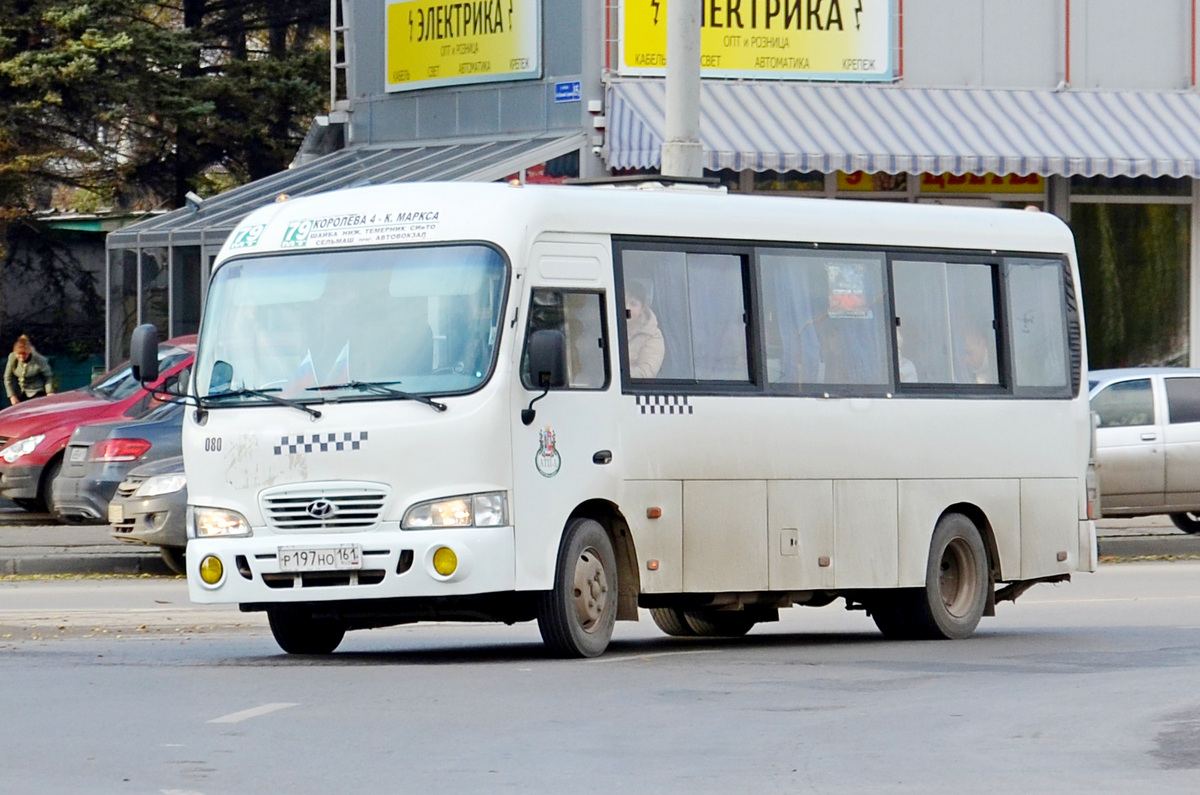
[625,282,664,379]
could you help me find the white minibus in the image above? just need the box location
[130,181,1097,657]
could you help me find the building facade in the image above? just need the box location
[108,0,1200,370]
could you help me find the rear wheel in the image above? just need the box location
[159,546,186,575]
[649,607,696,637]
[683,609,758,637]
[1169,512,1200,534]
[267,607,346,654]
[11,498,39,512]
[536,518,617,658]
[899,513,990,640]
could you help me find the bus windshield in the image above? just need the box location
[193,244,508,403]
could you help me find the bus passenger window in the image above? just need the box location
[521,289,608,390]
[760,250,889,388]
[1005,258,1070,390]
[620,249,749,382]
[893,259,999,386]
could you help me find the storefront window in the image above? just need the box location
[756,170,825,192]
[1073,203,1190,367]
[1070,175,1190,197]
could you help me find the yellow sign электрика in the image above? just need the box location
[385,0,541,93]
[620,0,894,81]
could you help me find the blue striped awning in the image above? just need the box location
[606,79,1200,178]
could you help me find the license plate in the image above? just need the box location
[107,503,124,523]
[69,446,87,463]
[278,544,362,572]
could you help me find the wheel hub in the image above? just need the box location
[939,538,977,618]
[572,547,608,632]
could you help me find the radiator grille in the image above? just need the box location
[261,484,388,531]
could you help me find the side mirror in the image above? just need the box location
[521,330,566,426]
[526,329,566,389]
[130,324,160,383]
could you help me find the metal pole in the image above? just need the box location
[661,0,703,177]
[579,0,606,178]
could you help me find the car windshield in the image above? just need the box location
[193,244,509,403]
[89,346,192,401]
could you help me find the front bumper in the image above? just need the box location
[109,492,186,548]
[187,524,517,605]
[52,473,120,523]
[0,464,44,501]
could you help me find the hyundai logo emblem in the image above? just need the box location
[306,499,338,519]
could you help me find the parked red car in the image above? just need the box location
[0,336,195,512]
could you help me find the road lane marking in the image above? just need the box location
[208,702,298,724]
[589,648,724,664]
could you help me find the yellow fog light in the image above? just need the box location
[432,547,458,576]
[199,555,224,585]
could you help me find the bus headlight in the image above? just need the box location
[1,434,44,463]
[193,507,252,537]
[402,492,507,529]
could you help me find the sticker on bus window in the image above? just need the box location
[826,263,872,319]
[535,427,561,478]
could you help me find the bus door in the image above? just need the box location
[511,240,620,590]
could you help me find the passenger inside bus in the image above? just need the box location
[625,281,664,378]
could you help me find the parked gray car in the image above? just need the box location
[1090,367,1200,533]
[52,401,184,524]
[108,455,187,574]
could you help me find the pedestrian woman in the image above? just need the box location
[5,335,55,405]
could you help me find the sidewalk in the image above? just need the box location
[3,498,1198,577]
[0,500,172,576]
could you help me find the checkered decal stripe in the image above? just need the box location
[274,431,368,455]
[636,395,693,415]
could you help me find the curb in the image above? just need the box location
[1098,534,1200,558]
[1,552,175,577]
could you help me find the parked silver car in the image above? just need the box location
[108,455,187,573]
[1090,368,1200,533]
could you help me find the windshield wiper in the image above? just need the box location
[308,380,447,412]
[202,388,322,419]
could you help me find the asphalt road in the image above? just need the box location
[1,563,1199,793]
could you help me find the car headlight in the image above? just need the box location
[193,506,252,537]
[1,434,45,464]
[135,473,187,498]
[402,492,507,529]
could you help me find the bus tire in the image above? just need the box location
[536,518,617,658]
[908,513,990,640]
[1169,512,1200,534]
[649,607,696,636]
[683,609,757,637]
[267,607,346,655]
[868,597,916,640]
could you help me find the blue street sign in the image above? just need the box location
[555,81,581,103]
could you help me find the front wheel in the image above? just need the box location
[38,456,63,516]
[1169,512,1200,534]
[267,607,346,655]
[159,546,186,575]
[536,518,618,658]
